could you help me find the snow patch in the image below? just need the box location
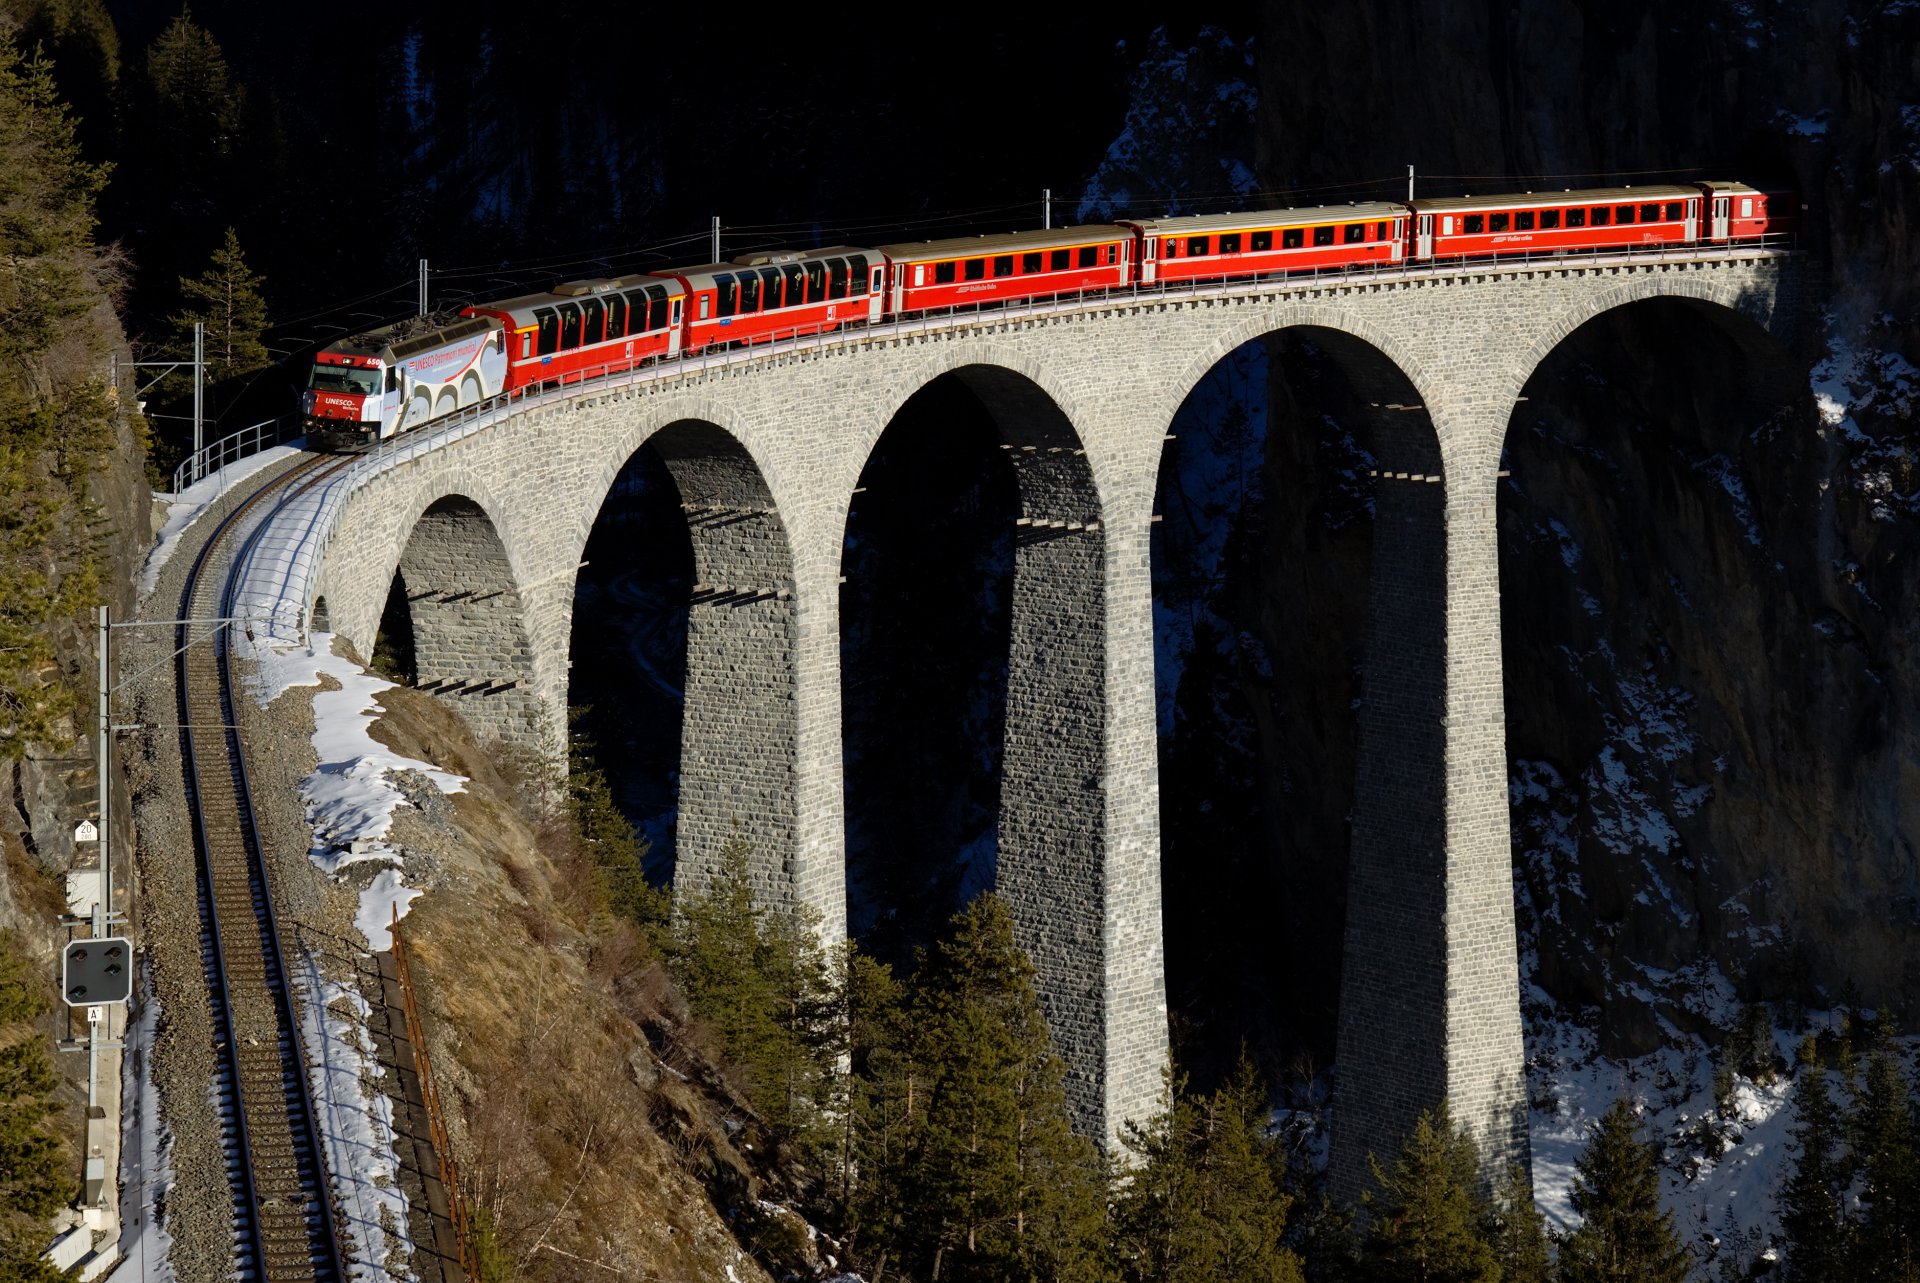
[138,445,304,599]
[296,953,411,1283]
[106,971,177,1283]
[355,869,424,953]
[242,631,461,947]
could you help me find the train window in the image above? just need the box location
[1164,238,1179,257]
[558,302,583,348]
[1489,213,1509,233]
[581,298,604,345]
[714,275,737,318]
[1108,243,1119,264]
[847,255,869,295]
[1344,223,1365,243]
[758,267,781,309]
[934,261,955,284]
[1664,201,1683,221]
[1615,204,1635,224]
[1541,209,1561,229]
[993,255,1014,277]
[872,268,884,292]
[963,258,986,281]
[1589,206,1608,225]
[643,287,667,331]
[1052,249,1071,270]
[1373,222,1388,241]
[806,262,828,300]
[1567,207,1586,227]
[783,264,806,304]
[1282,227,1304,248]
[1078,246,1098,268]
[605,294,627,339]
[1022,252,1043,273]
[520,333,532,360]
[1460,215,1482,234]
[1251,230,1272,251]
[1515,211,1534,231]
[825,259,846,298]
[1310,225,1332,246]
[1740,197,1753,217]
[1220,233,1241,254]
[1187,235,1209,256]
[737,272,759,313]
[1640,203,1660,223]
[699,294,710,320]
[534,307,559,356]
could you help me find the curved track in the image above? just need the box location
[175,452,353,1282]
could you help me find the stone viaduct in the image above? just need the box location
[233,246,1804,1196]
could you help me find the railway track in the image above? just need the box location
[175,452,353,1282]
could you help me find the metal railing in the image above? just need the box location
[389,908,476,1283]
[170,416,299,494]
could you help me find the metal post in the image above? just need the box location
[1407,165,1415,202]
[192,322,204,458]
[418,259,429,316]
[96,605,109,936]
[1043,188,1052,229]
[711,216,721,264]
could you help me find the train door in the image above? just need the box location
[1416,214,1433,260]
[1391,215,1407,262]
[868,265,884,322]
[1683,197,1700,242]
[667,297,683,356]
[1142,233,1158,283]
[1711,195,1731,241]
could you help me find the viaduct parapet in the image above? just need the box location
[233,248,1804,1196]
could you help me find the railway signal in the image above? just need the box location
[62,936,132,1007]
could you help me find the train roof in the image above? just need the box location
[1124,203,1407,234]
[653,248,876,290]
[323,312,494,361]
[874,224,1127,262]
[468,275,684,326]
[1411,184,1700,212]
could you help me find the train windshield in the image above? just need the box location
[308,364,381,395]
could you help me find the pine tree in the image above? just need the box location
[1847,1031,1918,1281]
[1780,1038,1850,1282]
[1115,1056,1305,1283]
[171,226,269,382]
[1556,1099,1690,1283]
[1491,1162,1552,1283]
[858,893,1113,1283]
[1357,1102,1500,1283]
[668,840,839,1151]
[138,10,240,247]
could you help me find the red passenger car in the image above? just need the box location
[1123,203,1408,282]
[876,226,1131,314]
[1412,185,1703,261]
[465,275,687,390]
[1697,182,1795,241]
[651,247,884,352]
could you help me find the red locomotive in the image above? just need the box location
[302,180,1794,444]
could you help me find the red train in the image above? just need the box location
[303,181,1793,444]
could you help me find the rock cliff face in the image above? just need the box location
[1190,0,1920,1056]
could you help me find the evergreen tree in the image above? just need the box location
[1491,1162,1552,1283]
[1357,1102,1499,1283]
[0,934,72,1281]
[1847,1031,1918,1281]
[668,840,839,1151]
[1115,1056,1305,1283]
[1556,1099,1690,1283]
[1780,1038,1850,1281]
[857,893,1113,1283]
[565,745,667,934]
[131,10,240,281]
[170,225,269,382]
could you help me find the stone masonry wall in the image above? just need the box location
[294,251,1801,1163]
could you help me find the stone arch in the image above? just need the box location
[842,358,1114,1133]
[389,492,541,745]
[577,416,801,910]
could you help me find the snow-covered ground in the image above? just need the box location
[138,445,305,599]
[296,952,411,1283]
[106,971,178,1283]
[242,630,463,950]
